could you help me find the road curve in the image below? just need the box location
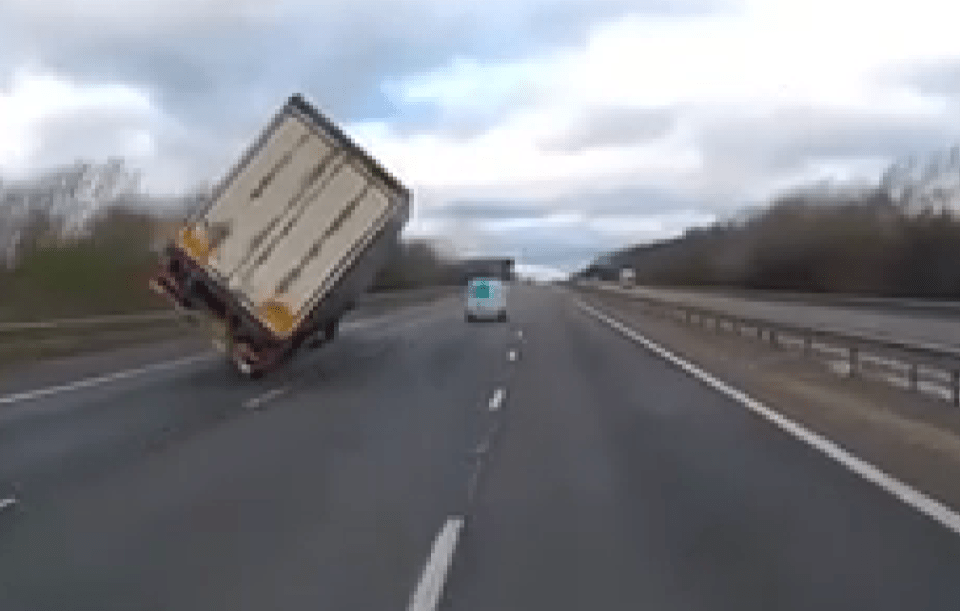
[0,285,958,610]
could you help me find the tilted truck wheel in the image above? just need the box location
[306,317,340,349]
[324,318,340,341]
[230,341,265,380]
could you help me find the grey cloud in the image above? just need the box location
[422,186,696,225]
[416,187,712,271]
[456,224,609,270]
[0,0,658,131]
[0,84,231,192]
[30,109,152,169]
[0,0,685,191]
[457,222,647,271]
[905,60,960,97]
[697,107,960,181]
[539,106,677,153]
[540,186,697,216]
[426,201,550,222]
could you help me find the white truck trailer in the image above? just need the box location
[150,94,411,378]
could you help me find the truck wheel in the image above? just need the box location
[230,343,264,380]
[324,318,340,342]
[498,310,508,323]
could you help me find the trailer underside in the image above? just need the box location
[149,213,401,379]
[149,245,306,377]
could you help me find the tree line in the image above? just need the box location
[0,200,462,321]
[582,150,960,299]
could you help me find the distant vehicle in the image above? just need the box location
[465,277,508,322]
[619,267,636,287]
[150,94,411,378]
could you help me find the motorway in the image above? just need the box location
[1,285,959,610]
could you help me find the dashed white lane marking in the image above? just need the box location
[488,388,506,412]
[517,329,524,340]
[0,353,214,406]
[407,517,465,611]
[0,497,17,512]
[473,439,491,456]
[243,386,291,410]
[576,299,960,538]
[507,349,518,362]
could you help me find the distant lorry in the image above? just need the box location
[150,94,411,378]
[619,267,636,287]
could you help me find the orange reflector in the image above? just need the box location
[177,226,212,264]
[257,299,296,337]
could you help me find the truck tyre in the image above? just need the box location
[230,342,264,380]
[498,310,508,323]
[324,318,340,342]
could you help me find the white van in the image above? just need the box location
[465,277,507,322]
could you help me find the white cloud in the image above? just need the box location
[0,66,246,194]
[0,67,157,173]
[350,112,701,203]
[352,0,960,212]
[3,0,960,268]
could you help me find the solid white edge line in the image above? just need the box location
[243,386,290,410]
[0,497,17,512]
[488,388,506,412]
[0,298,450,408]
[407,517,465,611]
[0,303,435,409]
[575,298,960,537]
[0,353,214,406]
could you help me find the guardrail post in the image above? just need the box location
[769,329,778,347]
[848,346,859,378]
[952,369,960,407]
[908,363,919,391]
[803,335,812,358]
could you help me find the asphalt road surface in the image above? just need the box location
[605,284,960,348]
[1,285,959,610]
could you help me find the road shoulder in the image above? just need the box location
[573,287,960,514]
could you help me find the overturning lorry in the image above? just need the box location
[149,94,411,378]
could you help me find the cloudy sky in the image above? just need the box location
[1,0,959,274]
